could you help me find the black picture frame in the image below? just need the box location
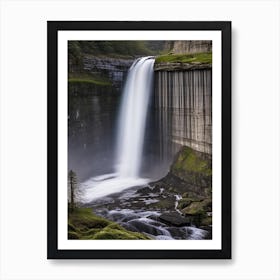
[47,21,231,259]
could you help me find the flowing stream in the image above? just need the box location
[82,57,155,202]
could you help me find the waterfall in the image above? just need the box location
[116,57,154,177]
[82,57,155,202]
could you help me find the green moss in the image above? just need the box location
[68,231,80,239]
[69,208,110,230]
[181,201,205,215]
[177,198,195,210]
[68,72,112,87]
[181,199,212,216]
[182,192,189,198]
[201,216,212,227]
[172,146,212,176]
[68,223,76,232]
[105,223,124,230]
[68,207,150,240]
[68,78,111,86]
[171,146,212,189]
[92,228,149,240]
[155,52,212,64]
[69,41,154,58]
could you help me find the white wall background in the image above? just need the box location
[0,0,279,279]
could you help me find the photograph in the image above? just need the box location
[2,0,279,278]
[67,40,213,241]
[48,21,231,258]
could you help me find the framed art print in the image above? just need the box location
[47,21,231,259]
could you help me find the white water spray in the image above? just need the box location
[82,57,155,202]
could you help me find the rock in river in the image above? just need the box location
[159,212,191,227]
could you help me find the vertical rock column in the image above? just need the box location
[154,68,212,155]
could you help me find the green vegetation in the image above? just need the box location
[181,201,205,215]
[168,146,212,227]
[68,40,157,59]
[68,73,112,87]
[176,197,212,226]
[68,41,168,70]
[68,78,111,87]
[177,197,199,209]
[155,52,212,64]
[172,146,212,177]
[68,208,150,240]
[201,216,212,227]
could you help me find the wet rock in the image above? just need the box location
[149,197,175,210]
[128,220,165,236]
[167,227,189,239]
[159,212,191,226]
[136,186,153,195]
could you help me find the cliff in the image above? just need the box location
[171,40,212,54]
[83,55,134,90]
[154,66,212,155]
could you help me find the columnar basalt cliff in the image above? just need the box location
[154,64,212,155]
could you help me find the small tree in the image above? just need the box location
[68,170,79,212]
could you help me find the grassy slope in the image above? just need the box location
[68,73,112,87]
[68,208,150,240]
[155,52,212,64]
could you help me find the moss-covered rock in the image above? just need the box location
[181,198,212,216]
[177,198,197,210]
[171,146,212,189]
[68,231,80,239]
[92,227,149,240]
[201,216,212,227]
[182,201,205,215]
[69,208,110,231]
[68,207,150,240]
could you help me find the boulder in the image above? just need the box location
[159,212,191,226]
[181,198,212,216]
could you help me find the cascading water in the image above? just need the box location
[116,57,154,177]
[82,57,155,202]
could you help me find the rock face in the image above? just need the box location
[68,82,115,96]
[159,212,191,226]
[154,62,211,72]
[171,146,212,190]
[172,41,212,54]
[154,68,212,155]
[147,146,212,228]
[83,55,134,90]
